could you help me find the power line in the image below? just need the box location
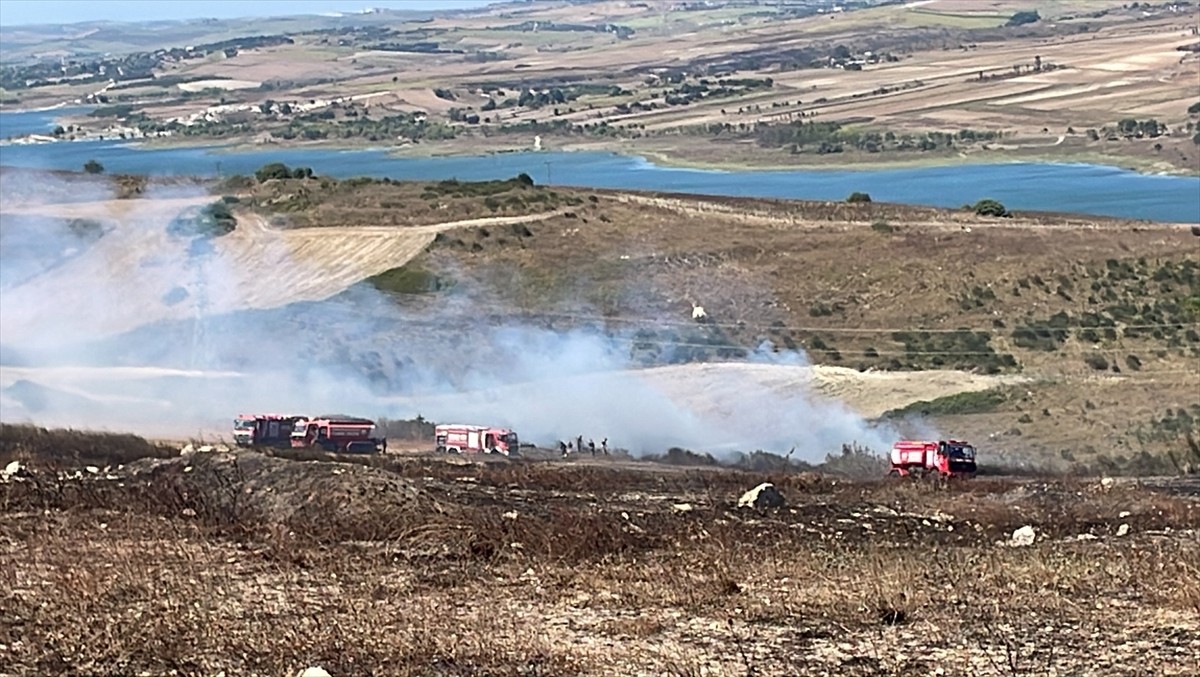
[503,311,1200,335]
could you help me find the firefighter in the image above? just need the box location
[559,440,568,457]
[588,439,596,456]
[601,437,609,455]
[576,435,584,456]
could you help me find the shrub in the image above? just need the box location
[367,264,453,294]
[82,159,104,174]
[1084,354,1109,371]
[1007,10,1040,26]
[254,162,293,182]
[881,389,1008,419]
[847,191,872,203]
[972,198,1009,217]
[870,220,895,233]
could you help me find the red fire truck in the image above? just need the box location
[889,439,977,479]
[434,424,520,456]
[233,414,304,448]
[290,416,387,454]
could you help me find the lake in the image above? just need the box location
[2,107,1197,223]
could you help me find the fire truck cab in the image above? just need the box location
[889,439,977,479]
[290,416,386,454]
[233,414,302,448]
[434,424,519,456]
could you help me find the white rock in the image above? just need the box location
[1010,525,1036,547]
[1118,511,1131,518]
[298,668,331,677]
[1116,523,1130,537]
[1099,477,1114,489]
[502,510,519,520]
[737,483,785,509]
[2,460,26,480]
[672,503,694,513]
[180,444,196,455]
[86,466,100,474]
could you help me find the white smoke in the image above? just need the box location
[0,169,904,459]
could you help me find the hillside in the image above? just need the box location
[0,168,1197,469]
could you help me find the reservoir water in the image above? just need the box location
[2,107,1197,223]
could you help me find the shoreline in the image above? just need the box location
[110,133,1200,179]
[2,105,1196,177]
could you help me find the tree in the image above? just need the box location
[255,162,292,182]
[83,159,104,174]
[515,172,535,187]
[1006,10,1040,26]
[847,191,872,203]
[973,198,1009,217]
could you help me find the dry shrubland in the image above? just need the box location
[2,425,1199,675]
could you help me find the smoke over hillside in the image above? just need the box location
[0,170,911,458]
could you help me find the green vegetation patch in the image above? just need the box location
[366,263,453,295]
[881,389,1010,420]
[889,329,1017,374]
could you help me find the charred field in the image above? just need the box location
[2,426,1199,676]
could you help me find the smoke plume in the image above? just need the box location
[0,169,904,459]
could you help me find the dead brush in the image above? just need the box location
[0,422,176,467]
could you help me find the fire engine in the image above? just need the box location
[889,439,977,479]
[233,414,303,448]
[434,424,520,456]
[290,415,387,454]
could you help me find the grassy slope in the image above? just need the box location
[238,176,1200,469]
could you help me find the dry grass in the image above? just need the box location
[2,425,1198,675]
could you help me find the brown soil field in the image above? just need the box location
[1,431,1199,676]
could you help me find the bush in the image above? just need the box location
[870,220,895,233]
[1084,354,1109,371]
[254,162,293,182]
[1006,10,1040,26]
[881,389,1008,419]
[972,198,1009,217]
[367,263,453,294]
[83,159,104,174]
[847,191,872,204]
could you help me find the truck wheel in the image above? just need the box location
[435,445,446,454]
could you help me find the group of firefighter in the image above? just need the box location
[558,435,608,458]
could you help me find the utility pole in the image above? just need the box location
[544,160,552,185]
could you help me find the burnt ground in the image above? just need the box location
[1,446,1198,677]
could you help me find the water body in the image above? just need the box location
[2,107,1197,223]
